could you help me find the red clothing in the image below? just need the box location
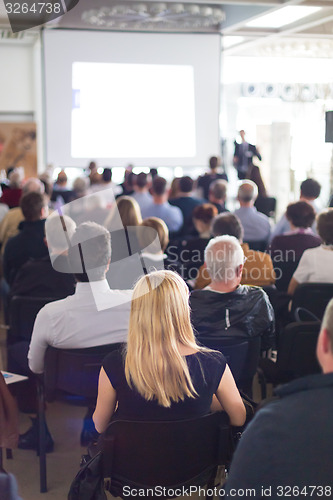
[0,188,22,208]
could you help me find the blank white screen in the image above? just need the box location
[44,30,221,168]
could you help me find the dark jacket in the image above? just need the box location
[3,219,48,285]
[190,285,275,351]
[225,372,333,497]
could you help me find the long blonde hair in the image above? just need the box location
[105,196,142,230]
[125,270,201,407]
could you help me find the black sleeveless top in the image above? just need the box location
[102,349,226,421]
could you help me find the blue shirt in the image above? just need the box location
[234,206,271,243]
[141,201,183,233]
[132,191,153,213]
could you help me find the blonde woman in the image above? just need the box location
[104,195,142,231]
[93,271,246,432]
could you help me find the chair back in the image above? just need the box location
[244,240,267,252]
[44,344,123,403]
[102,412,230,497]
[254,197,277,218]
[291,283,333,320]
[8,295,59,343]
[198,336,261,396]
[277,321,321,378]
[273,259,299,292]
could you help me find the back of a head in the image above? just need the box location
[22,177,44,195]
[179,176,193,193]
[286,201,316,229]
[56,170,68,186]
[205,235,244,283]
[20,192,45,222]
[237,180,258,203]
[73,176,89,197]
[209,179,227,201]
[152,176,167,196]
[140,217,169,252]
[68,222,111,282]
[136,172,149,189]
[8,169,23,189]
[102,168,112,183]
[192,203,218,224]
[45,214,76,254]
[125,270,198,407]
[209,156,218,170]
[116,196,142,227]
[300,178,321,200]
[212,213,244,241]
[317,208,333,245]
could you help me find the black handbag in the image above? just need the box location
[68,451,107,500]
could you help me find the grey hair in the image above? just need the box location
[22,177,45,195]
[204,235,244,283]
[237,180,258,203]
[45,214,77,254]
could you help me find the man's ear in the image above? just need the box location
[43,236,48,248]
[105,258,111,273]
[237,263,244,278]
[317,328,330,363]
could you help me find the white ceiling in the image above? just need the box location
[0,0,333,57]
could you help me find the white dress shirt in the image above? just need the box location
[293,246,333,285]
[28,280,132,374]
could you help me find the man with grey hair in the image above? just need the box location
[225,298,333,493]
[190,235,274,351]
[208,179,228,213]
[234,180,271,244]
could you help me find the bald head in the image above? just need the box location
[204,235,244,285]
[237,180,258,206]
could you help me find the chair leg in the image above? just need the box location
[37,378,47,493]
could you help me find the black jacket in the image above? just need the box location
[3,219,48,285]
[190,285,275,351]
[225,373,333,497]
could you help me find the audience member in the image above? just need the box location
[168,177,180,199]
[246,161,267,198]
[132,172,153,212]
[197,156,228,199]
[9,214,76,301]
[190,235,275,352]
[169,176,203,235]
[18,222,133,450]
[0,178,45,255]
[234,180,271,244]
[288,209,333,295]
[93,270,246,432]
[233,130,262,180]
[175,203,217,280]
[224,298,333,493]
[89,167,121,200]
[141,176,183,233]
[119,168,136,196]
[51,170,73,206]
[0,169,23,208]
[270,201,321,290]
[271,178,321,241]
[194,213,275,289]
[3,192,49,286]
[208,179,228,213]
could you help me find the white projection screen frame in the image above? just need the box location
[43,30,221,168]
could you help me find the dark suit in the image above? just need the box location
[234,141,262,179]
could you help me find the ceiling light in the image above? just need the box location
[246,6,321,29]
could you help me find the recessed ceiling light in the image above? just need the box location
[245,6,321,29]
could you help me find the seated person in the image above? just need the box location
[234,180,271,245]
[3,192,49,286]
[190,235,275,352]
[271,178,321,241]
[9,214,76,301]
[169,176,203,236]
[270,201,321,291]
[141,176,183,234]
[194,213,275,289]
[176,203,218,281]
[93,270,246,432]
[0,169,23,208]
[208,179,228,214]
[288,208,333,295]
[197,156,228,200]
[224,298,333,493]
